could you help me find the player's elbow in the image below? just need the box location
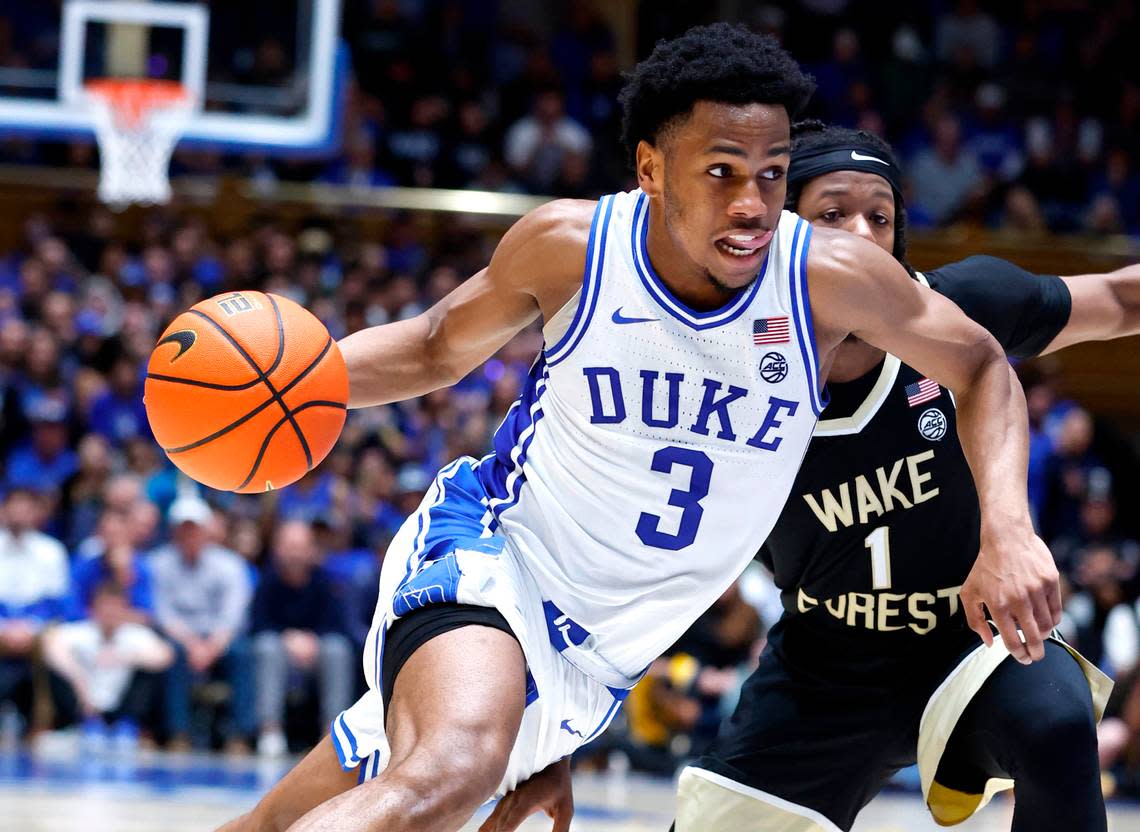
[421,309,466,389]
[957,327,1009,393]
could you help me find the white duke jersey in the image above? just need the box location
[475,190,826,687]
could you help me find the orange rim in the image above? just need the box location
[84,79,188,128]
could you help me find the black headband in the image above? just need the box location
[787,145,904,200]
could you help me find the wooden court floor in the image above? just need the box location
[1,747,1139,831]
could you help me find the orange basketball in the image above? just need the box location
[144,291,348,494]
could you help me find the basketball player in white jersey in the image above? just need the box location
[219,23,1059,832]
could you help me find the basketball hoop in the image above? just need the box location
[83,78,193,207]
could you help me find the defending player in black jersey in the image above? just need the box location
[667,123,1138,832]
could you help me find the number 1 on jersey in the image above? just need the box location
[864,525,893,590]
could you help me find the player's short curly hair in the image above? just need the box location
[619,22,815,167]
[786,119,912,270]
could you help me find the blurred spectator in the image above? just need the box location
[810,28,870,126]
[1042,407,1102,543]
[935,0,1001,70]
[440,100,496,189]
[1089,147,1140,235]
[70,507,155,624]
[504,86,592,193]
[321,128,396,189]
[1052,469,1139,577]
[0,488,69,731]
[42,581,173,749]
[250,521,354,757]
[1062,544,1138,677]
[60,433,113,549]
[1012,116,1091,232]
[85,354,151,449]
[275,468,349,525]
[623,582,759,774]
[965,84,1024,183]
[386,95,449,188]
[907,114,984,225]
[150,496,254,752]
[6,394,77,494]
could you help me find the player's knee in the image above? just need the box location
[434,728,512,804]
[386,733,509,819]
[1009,686,1096,763]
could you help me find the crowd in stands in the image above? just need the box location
[1,1,1139,234]
[0,0,1139,798]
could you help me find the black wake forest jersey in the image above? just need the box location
[760,255,1071,669]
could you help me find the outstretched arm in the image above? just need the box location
[1043,263,1140,354]
[809,228,1059,664]
[340,200,592,408]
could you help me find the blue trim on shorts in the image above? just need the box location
[330,713,359,769]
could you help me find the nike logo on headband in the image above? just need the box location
[850,150,889,166]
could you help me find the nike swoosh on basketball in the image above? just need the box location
[850,150,889,166]
[611,308,659,325]
[156,329,197,362]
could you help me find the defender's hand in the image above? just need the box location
[479,757,573,832]
[961,529,1061,664]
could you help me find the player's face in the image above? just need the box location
[797,171,895,255]
[638,102,790,294]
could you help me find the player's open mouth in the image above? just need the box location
[714,228,773,258]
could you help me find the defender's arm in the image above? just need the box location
[341,200,592,408]
[808,229,1059,663]
[1042,263,1140,354]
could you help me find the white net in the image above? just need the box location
[83,80,194,208]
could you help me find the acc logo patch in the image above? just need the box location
[918,408,947,441]
[759,352,789,383]
[156,329,197,362]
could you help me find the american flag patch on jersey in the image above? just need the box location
[905,377,941,407]
[753,317,790,345]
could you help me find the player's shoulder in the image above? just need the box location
[512,198,597,252]
[802,224,895,283]
[494,198,599,299]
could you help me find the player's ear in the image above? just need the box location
[636,140,664,198]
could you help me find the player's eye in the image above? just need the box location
[708,165,732,179]
[820,209,841,223]
[873,213,890,226]
[759,168,784,182]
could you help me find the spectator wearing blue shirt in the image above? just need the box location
[86,355,151,448]
[5,395,77,493]
[70,507,155,623]
[275,469,342,524]
[250,521,353,757]
[0,487,70,733]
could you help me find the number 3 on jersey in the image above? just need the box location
[636,447,713,550]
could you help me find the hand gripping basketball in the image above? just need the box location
[144,291,348,493]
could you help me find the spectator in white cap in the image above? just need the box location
[149,496,254,753]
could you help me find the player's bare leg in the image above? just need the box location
[216,738,359,832]
[282,624,525,832]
